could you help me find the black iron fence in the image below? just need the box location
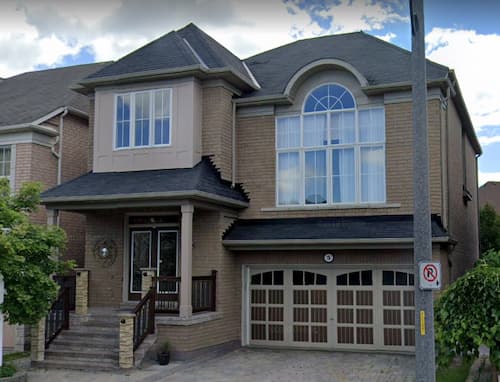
[132,288,156,351]
[45,287,70,348]
[53,274,76,311]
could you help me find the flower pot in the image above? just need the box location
[157,351,170,365]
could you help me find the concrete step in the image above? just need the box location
[46,348,119,360]
[34,358,119,372]
[59,330,118,340]
[68,325,119,335]
[52,336,118,349]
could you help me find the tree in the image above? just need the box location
[0,179,69,325]
[435,249,500,369]
[479,204,500,254]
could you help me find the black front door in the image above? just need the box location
[129,228,178,300]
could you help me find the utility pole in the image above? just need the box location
[410,0,436,381]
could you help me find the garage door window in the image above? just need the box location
[382,270,415,347]
[250,271,285,342]
[336,270,374,345]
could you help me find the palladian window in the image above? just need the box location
[276,83,386,206]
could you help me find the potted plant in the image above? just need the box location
[157,341,170,365]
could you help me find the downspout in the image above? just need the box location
[56,108,68,227]
[231,100,236,188]
[57,108,68,186]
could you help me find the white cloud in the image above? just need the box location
[479,171,500,187]
[375,32,397,42]
[426,28,500,132]
[478,135,500,146]
[0,0,407,77]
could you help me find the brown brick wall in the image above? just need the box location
[202,86,233,181]
[235,99,443,219]
[446,100,479,279]
[479,182,500,211]
[29,143,58,225]
[88,96,95,172]
[84,212,124,307]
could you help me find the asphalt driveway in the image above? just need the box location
[28,348,416,382]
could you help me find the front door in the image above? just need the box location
[129,228,178,300]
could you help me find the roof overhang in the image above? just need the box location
[73,64,258,95]
[41,190,249,211]
[223,236,451,251]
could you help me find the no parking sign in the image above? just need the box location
[418,261,441,290]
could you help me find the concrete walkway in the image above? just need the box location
[28,348,416,382]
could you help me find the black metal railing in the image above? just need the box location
[53,274,76,311]
[132,288,156,351]
[155,270,217,314]
[45,287,70,348]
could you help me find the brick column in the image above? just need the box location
[140,267,157,298]
[180,204,194,319]
[30,318,45,362]
[75,268,89,315]
[118,313,135,369]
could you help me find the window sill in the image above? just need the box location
[156,311,223,326]
[261,203,401,212]
[113,144,172,151]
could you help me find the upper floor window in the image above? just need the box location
[115,88,171,149]
[276,83,385,206]
[0,146,11,179]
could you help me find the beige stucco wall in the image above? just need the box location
[93,78,202,172]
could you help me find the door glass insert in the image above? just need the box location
[157,231,178,294]
[130,231,151,293]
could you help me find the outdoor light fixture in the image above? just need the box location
[93,239,117,267]
[100,247,109,258]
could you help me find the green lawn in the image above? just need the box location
[3,352,29,362]
[436,359,473,382]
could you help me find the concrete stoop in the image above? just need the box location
[35,311,121,372]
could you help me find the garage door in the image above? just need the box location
[245,268,415,351]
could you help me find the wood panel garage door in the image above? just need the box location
[246,268,415,351]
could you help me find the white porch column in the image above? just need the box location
[179,204,194,319]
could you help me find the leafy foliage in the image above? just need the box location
[0,179,70,325]
[479,204,500,254]
[0,363,16,378]
[435,249,500,369]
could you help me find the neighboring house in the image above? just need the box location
[479,181,500,211]
[39,23,480,363]
[0,62,107,352]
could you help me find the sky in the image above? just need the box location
[0,0,498,185]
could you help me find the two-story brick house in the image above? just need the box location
[0,63,108,353]
[40,23,480,363]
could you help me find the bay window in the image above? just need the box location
[276,83,386,206]
[115,88,171,149]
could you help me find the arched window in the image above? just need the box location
[303,84,356,112]
[276,83,386,206]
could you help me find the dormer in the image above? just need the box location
[74,23,259,174]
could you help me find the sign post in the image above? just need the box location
[410,0,437,381]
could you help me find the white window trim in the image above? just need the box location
[113,88,173,151]
[0,145,15,189]
[275,87,386,207]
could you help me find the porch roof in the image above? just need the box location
[223,215,450,250]
[41,157,248,209]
